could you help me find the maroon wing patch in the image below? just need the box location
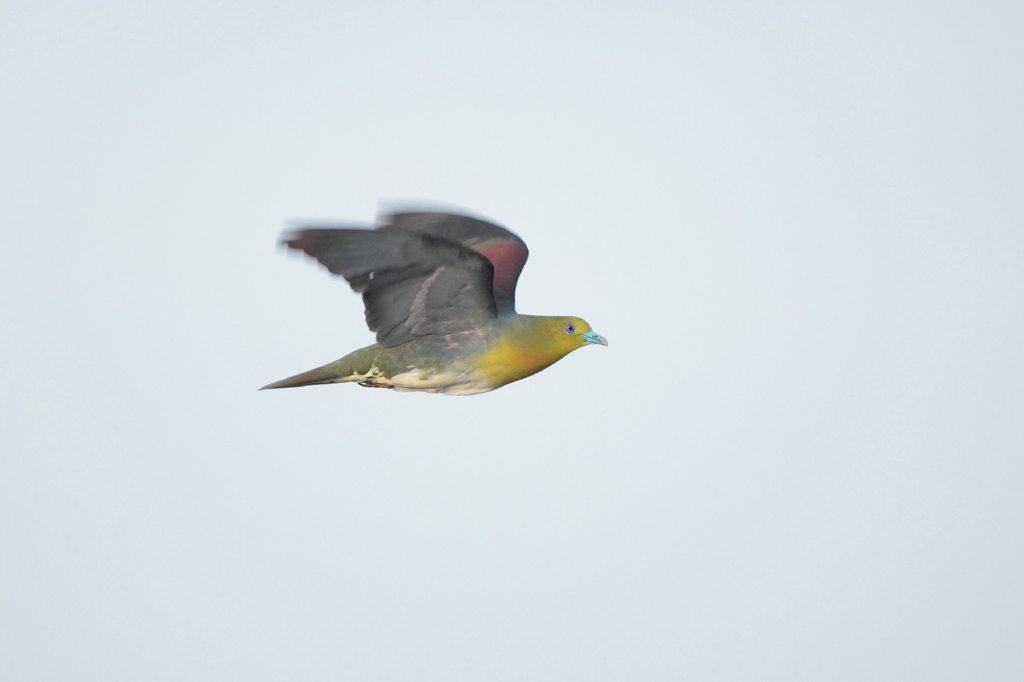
[477,238,528,315]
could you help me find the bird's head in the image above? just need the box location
[532,316,609,354]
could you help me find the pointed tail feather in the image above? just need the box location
[260,345,381,391]
[260,346,385,387]
[260,360,355,390]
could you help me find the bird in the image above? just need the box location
[261,208,607,395]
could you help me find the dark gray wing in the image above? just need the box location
[379,211,529,315]
[282,227,497,347]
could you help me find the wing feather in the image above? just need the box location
[380,211,529,314]
[282,227,497,347]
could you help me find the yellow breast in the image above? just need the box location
[475,336,565,386]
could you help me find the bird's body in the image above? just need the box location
[262,209,606,395]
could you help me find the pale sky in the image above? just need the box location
[2,2,1022,680]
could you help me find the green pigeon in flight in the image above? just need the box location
[261,209,607,395]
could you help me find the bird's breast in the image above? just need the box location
[474,336,565,386]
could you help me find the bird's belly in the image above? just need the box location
[348,364,499,396]
[392,368,498,395]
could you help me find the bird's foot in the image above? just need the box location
[358,381,394,389]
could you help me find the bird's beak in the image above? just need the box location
[581,331,608,346]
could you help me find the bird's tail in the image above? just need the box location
[259,345,379,390]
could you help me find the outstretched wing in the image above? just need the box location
[282,227,498,348]
[380,211,529,315]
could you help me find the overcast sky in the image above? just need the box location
[2,2,1022,680]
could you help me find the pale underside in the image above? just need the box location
[334,363,498,395]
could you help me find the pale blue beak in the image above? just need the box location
[581,331,608,346]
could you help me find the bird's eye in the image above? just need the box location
[563,322,576,334]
